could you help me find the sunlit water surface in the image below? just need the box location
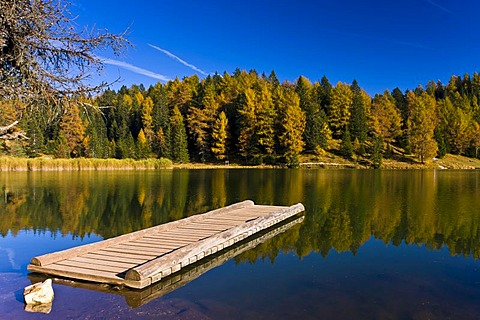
[1,169,479,319]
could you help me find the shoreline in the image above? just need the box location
[1,154,479,171]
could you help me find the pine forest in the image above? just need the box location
[2,69,480,167]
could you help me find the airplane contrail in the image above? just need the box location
[423,0,457,16]
[148,44,208,76]
[100,57,172,82]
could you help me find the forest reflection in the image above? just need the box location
[1,169,479,260]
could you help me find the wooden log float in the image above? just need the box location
[27,215,305,308]
[28,200,305,289]
[30,200,255,267]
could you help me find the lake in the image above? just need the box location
[1,169,479,319]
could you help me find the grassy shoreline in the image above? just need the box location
[1,153,479,171]
[0,157,173,171]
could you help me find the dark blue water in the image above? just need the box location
[1,169,479,319]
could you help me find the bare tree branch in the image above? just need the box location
[0,0,131,127]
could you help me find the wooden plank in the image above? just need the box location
[52,260,127,274]
[127,240,186,249]
[102,246,168,256]
[154,231,208,238]
[137,237,193,245]
[197,219,244,226]
[179,224,229,231]
[92,250,153,263]
[72,256,136,269]
[120,242,181,251]
[167,227,218,234]
[208,216,256,222]
[160,230,215,238]
[174,227,223,235]
[124,239,173,247]
[84,252,145,265]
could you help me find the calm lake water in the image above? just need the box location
[1,169,479,319]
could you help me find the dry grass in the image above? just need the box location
[1,153,478,171]
[0,157,173,171]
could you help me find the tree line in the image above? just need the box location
[1,69,480,165]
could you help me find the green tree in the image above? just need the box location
[170,106,189,163]
[83,110,109,158]
[24,114,44,157]
[340,127,353,158]
[370,134,383,168]
[150,83,171,158]
[349,80,369,145]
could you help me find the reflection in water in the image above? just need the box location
[1,170,479,261]
[1,169,480,319]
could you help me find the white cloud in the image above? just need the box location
[148,44,208,76]
[100,57,171,82]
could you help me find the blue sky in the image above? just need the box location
[72,0,480,95]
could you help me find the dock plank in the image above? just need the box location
[28,201,304,289]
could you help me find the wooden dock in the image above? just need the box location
[28,214,304,308]
[28,200,305,289]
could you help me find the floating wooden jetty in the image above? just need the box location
[29,214,304,308]
[28,200,305,289]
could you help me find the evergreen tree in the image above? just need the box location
[170,106,189,163]
[83,109,109,158]
[391,87,409,148]
[370,134,383,168]
[349,80,368,145]
[117,131,136,159]
[296,76,319,153]
[319,75,332,108]
[150,83,171,158]
[53,131,69,158]
[340,127,353,158]
[24,115,44,157]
